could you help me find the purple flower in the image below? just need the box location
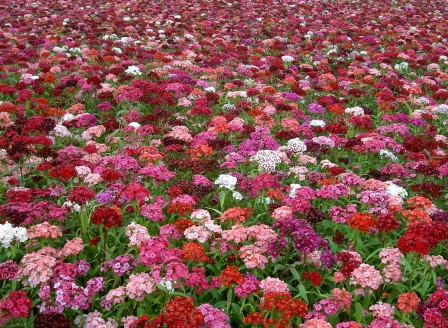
[308,103,325,114]
[95,191,115,204]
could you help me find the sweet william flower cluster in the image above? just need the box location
[0,0,447,327]
[0,222,28,248]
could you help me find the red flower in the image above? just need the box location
[219,207,252,223]
[146,297,204,328]
[302,271,323,286]
[348,213,376,232]
[174,219,194,234]
[218,265,244,287]
[182,242,211,263]
[376,213,400,232]
[34,313,73,328]
[336,251,362,276]
[89,236,101,246]
[90,205,122,228]
[49,164,77,180]
[101,168,121,182]
[68,186,95,205]
[119,182,150,202]
[0,290,32,320]
[397,221,448,254]
[243,292,308,327]
[167,202,193,217]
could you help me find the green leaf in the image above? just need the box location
[231,303,243,322]
[214,301,227,309]
[298,284,308,303]
[419,280,431,295]
[355,303,363,323]
[205,207,223,215]
[220,191,227,209]
[290,267,301,281]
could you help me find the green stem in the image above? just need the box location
[10,245,16,259]
[103,228,108,262]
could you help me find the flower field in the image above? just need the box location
[1,0,448,326]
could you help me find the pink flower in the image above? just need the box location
[18,253,57,287]
[61,238,84,257]
[259,277,289,294]
[350,264,383,293]
[125,222,150,247]
[332,288,352,311]
[184,225,212,243]
[272,206,294,221]
[74,311,118,328]
[221,224,248,243]
[166,125,193,142]
[125,273,157,301]
[300,318,332,328]
[379,247,404,265]
[101,287,126,310]
[27,222,62,239]
[369,301,395,318]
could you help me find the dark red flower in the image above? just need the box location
[34,313,73,328]
[90,205,122,228]
[49,164,77,180]
[302,271,323,286]
[68,186,95,205]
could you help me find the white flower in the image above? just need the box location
[233,191,243,200]
[379,149,398,162]
[184,33,195,41]
[244,78,256,87]
[226,91,247,99]
[75,166,91,177]
[125,65,142,76]
[203,220,222,233]
[128,122,141,129]
[69,47,81,54]
[416,97,430,105]
[52,124,72,137]
[256,197,273,206]
[286,138,307,153]
[289,184,302,197]
[63,201,81,212]
[386,183,408,198]
[214,174,238,190]
[394,62,408,71]
[222,104,236,110]
[345,106,364,116]
[281,55,294,63]
[190,209,211,222]
[310,119,326,127]
[111,47,122,54]
[250,150,282,172]
[433,104,448,114]
[0,222,28,248]
[102,34,117,41]
[159,279,174,294]
[62,113,76,122]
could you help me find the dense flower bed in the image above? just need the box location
[0,0,448,327]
